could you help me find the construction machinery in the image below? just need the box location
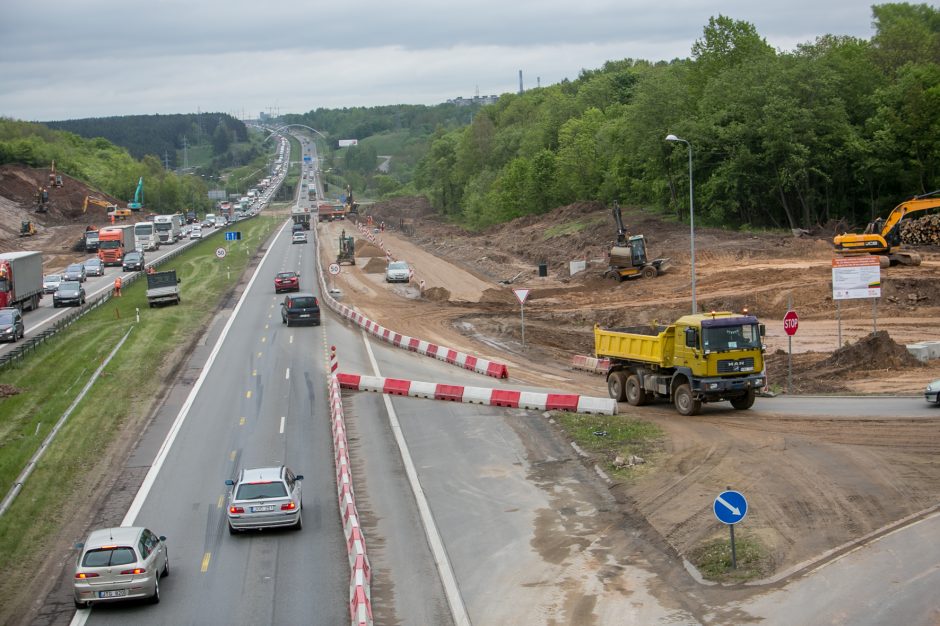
[83,195,117,214]
[604,203,670,281]
[20,220,36,237]
[128,177,144,211]
[337,231,355,265]
[343,184,359,217]
[36,186,49,213]
[48,160,63,187]
[833,190,940,267]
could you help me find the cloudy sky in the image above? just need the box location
[1,1,876,121]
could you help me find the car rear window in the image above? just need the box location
[290,297,317,308]
[236,481,288,500]
[82,547,137,567]
[276,272,295,279]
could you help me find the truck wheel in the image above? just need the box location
[730,389,756,410]
[674,384,701,416]
[641,265,657,279]
[607,371,627,402]
[626,375,648,406]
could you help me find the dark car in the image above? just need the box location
[0,307,24,343]
[274,271,300,293]
[83,257,104,277]
[281,293,320,326]
[64,263,87,283]
[53,281,86,307]
[123,250,145,272]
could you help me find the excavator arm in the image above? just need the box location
[833,190,940,266]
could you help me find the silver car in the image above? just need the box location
[83,257,104,277]
[926,379,940,404]
[43,274,62,293]
[226,466,303,533]
[64,263,87,283]
[385,260,410,283]
[73,526,169,608]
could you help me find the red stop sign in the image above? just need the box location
[783,310,799,336]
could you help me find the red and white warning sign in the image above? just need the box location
[513,288,530,304]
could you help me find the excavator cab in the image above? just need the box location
[605,203,669,281]
[20,220,36,237]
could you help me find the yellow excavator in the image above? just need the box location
[833,191,940,267]
[82,195,129,219]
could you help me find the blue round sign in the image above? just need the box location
[713,490,748,525]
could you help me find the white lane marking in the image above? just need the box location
[279,416,285,434]
[285,368,290,380]
[290,335,293,344]
[360,330,471,626]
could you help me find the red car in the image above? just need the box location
[274,271,300,293]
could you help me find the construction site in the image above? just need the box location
[3,164,940,582]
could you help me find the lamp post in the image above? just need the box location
[665,134,697,314]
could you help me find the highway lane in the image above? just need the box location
[81,222,347,625]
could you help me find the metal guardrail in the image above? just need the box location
[0,216,256,371]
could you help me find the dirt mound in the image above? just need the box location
[355,240,385,257]
[0,384,22,398]
[819,330,922,370]
[0,165,122,225]
[362,257,387,273]
[423,286,451,302]
[366,196,435,222]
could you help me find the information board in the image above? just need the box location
[832,256,881,300]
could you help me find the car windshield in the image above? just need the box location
[59,281,80,290]
[0,311,14,323]
[290,297,317,308]
[67,264,81,272]
[125,253,140,261]
[276,273,296,279]
[82,547,137,567]
[45,275,61,282]
[388,262,408,270]
[235,481,288,500]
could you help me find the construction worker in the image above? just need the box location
[146,266,156,275]
[113,275,122,297]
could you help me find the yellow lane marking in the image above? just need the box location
[246,391,252,399]
[239,417,246,426]
[230,450,236,461]
[217,494,224,508]
[261,337,266,343]
[265,324,269,329]
[252,369,257,377]
[257,352,262,358]
[201,552,211,573]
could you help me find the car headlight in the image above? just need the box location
[1,328,11,334]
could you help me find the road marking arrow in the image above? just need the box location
[716,495,741,516]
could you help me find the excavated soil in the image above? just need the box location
[323,197,940,581]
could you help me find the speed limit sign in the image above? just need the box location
[328,263,340,275]
[215,247,227,259]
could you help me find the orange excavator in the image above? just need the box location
[833,190,940,267]
[83,195,130,220]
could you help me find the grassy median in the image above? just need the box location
[0,216,279,613]
[553,411,663,479]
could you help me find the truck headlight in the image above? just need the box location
[753,378,764,387]
[707,383,719,390]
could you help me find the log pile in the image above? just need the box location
[900,214,940,245]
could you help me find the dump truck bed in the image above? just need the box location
[594,324,675,366]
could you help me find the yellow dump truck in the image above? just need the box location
[595,312,766,415]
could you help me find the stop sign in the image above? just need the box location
[783,310,799,336]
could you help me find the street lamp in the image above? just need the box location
[665,133,697,314]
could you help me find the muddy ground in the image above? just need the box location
[320,197,940,579]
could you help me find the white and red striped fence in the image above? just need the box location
[571,354,610,375]
[329,371,373,625]
[337,373,618,415]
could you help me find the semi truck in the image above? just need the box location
[154,214,183,244]
[134,221,160,251]
[595,311,766,416]
[291,205,311,230]
[0,251,44,311]
[83,227,100,252]
[98,225,136,266]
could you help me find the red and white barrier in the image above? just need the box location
[571,354,610,375]
[329,373,374,625]
[337,373,618,415]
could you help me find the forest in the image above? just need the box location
[410,3,940,230]
[0,118,215,214]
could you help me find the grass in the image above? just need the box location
[0,216,279,612]
[688,533,774,583]
[543,216,606,239]
[553,411,662,478]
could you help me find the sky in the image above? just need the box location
[0,1,877,122]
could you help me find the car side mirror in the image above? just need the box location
[159,535,166,542]
[295,475,304,481]
[74,542,85,549]
[224,479,234,486]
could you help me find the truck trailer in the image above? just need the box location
[291,205,311,230]
[0,251,44,311]
[98,225,136,266]
[596,312,766,416]
[154,214,183,244]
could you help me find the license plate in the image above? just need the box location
[252,505,276,512]
[300,314,310,318]
[98,589,127,599]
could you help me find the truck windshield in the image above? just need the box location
[99,240,120,249]
[155,223,170,231]
[702,324,762,352]
[0,278,8,292]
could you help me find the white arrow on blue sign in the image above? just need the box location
[713,490,748,525]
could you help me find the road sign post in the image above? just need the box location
[714,489,748,569]
[513,288,530,348]
[328,263,340,293]
[783,306,798,393]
